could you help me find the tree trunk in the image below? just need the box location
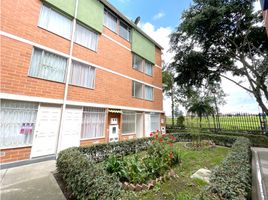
[171,90,175,127]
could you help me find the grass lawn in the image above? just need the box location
[120,142,230,199]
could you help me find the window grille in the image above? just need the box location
[0,100,38,148]
[122,112,136,134]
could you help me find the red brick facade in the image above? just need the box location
[0,0,164,164]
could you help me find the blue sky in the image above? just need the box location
[108,0,192,29]
[108,0,262,115]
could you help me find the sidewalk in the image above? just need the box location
[0,160,65,200]
[252,147,268,200]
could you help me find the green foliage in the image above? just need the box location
[209,138,251,199]
[170,0,268,114]
[79,137,150,163]
[104,132,181,184]
[176,116,185,128]
[56,148,121,200]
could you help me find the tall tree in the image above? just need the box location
[162,65,177,126]
[170,0,268,114]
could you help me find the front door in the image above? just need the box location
[144,113,151,137]
[58,107,83,152]
[31,105,61,158]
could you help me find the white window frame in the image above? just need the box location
[38,4,72,39]
[69,60,96,89]
[144,61,153,76]
[144,85,154,101]
[133,54,143,72]
[74,23,99,51]
[81,107,106,139]
[119,21,130,41]
[28,48,68,83]
[132,81,143,99]
[122,111,136,134]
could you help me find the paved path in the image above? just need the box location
[0,160,65,200]
[252,147,268,200]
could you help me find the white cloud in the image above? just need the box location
[140,22,174,64]
[153,12,165,20]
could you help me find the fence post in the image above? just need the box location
[259,113,267,134]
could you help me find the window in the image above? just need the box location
[29,48,67,82]
[133,54,143,72]
[38,5,72,39]
[144,61,153,76]
[132,81,143,99]
[70,60,96,88]
[133,54,154,76]
[74,23,98,51]
[119,21,130,41]
[122,112,136,134]
[104,10,117,32]
[150,114,160,132]
[144,85,153,101]
[0,100,38,148]
[81,107,106,139]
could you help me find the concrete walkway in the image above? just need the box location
[0,160,65,200]
[252,147,268,200]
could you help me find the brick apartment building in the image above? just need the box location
[0,0,165,163]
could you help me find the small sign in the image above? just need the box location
[20,123,34,134]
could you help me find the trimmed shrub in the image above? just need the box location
[56,148,121,200]
[79,137,150,163]
[209,137,251,200]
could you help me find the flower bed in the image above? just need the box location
[104,132,180,188]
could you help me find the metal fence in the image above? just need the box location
[183,113,267,134]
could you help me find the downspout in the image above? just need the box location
[56,0,79,155]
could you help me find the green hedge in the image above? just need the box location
[56,148,121,200]
[79,137,150,163]
[209,137,251,200]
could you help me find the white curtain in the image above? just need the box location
[132,81,143,98]
[144,61,153,76]
[122,112,135,134]
[145,85,153,101]
[150,114,160,132]
[38,5,72,39]
[133,54,143,71]
[70,61,95,88]
[104,10,117,32]
[29,48,67,82]
[75,24,98,51]
[119,21,130,41]
[0,100,38,147]
[81,107,106,138]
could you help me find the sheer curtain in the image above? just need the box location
[29,48,67,82]
[75,24,98,51]
[70,61,95,88]
[38,5,72,39]
[145,85,153,101]
[119,21,130,41]
[122,112,136,134]
[104,10,117,32]
[81,107,106,139]
[144,61,153,76]
[132,81,143,98]
[133,54,143,71]
[0,100,38,147]
[150,114,160,132]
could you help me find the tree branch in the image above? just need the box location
[220,74,253,93]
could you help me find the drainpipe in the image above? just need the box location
[56,0,79,155]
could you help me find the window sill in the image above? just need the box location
[132,67,143,73]
[28,75,65,84]
[122,133,136,136]
[1,145,32,150]
[74,42,97,53]
[80,137,105,141]
[69,83,95,90]
[38,26,71,41]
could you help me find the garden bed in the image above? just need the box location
[56,133,251,200]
